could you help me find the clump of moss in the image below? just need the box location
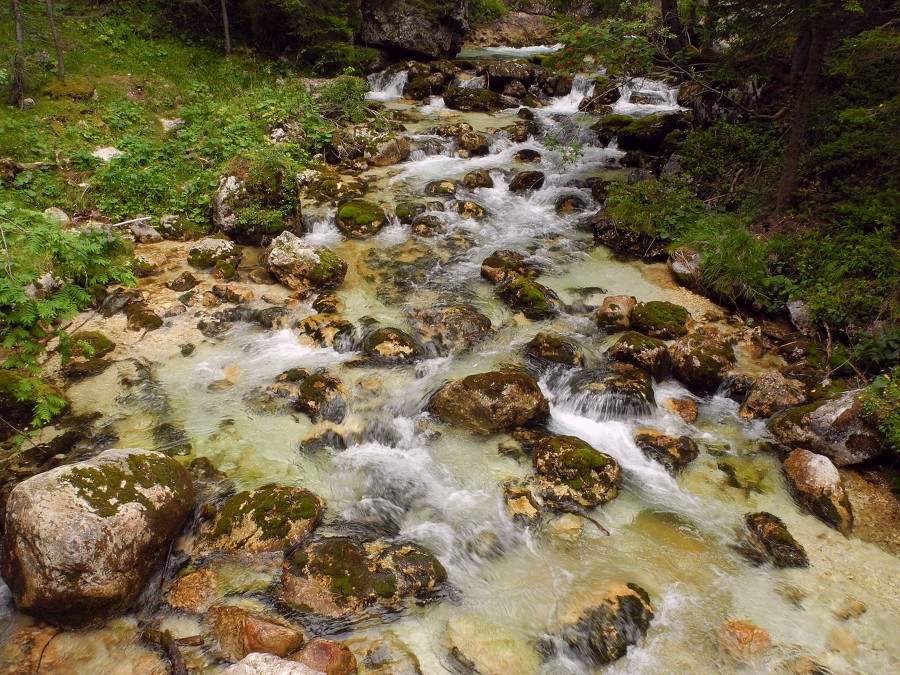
[211,485,323,547]
[495,273,558,319]
[74,331,115,358]
[630,301,691,339]
[44,75,94,99]
[336,200,387,238]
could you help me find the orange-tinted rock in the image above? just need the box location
[718,619,771,659]
[289,638,358,674]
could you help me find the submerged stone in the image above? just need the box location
[363,327,422,365]
[209,604,306,663]
[634,430,699,472]
[463,169,493,189]
[570,363,656,418]
[295,373,348,422]
[739,512,808,568]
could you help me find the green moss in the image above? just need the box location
[307,248,348,287]
[212,485,321,544]
[425,180,457,196]
[73,331,115,358]
[496,274,556,319]
[44,76,94,100]
[336,200,387,238]
[631,301,690,338]
[213,259,237,280]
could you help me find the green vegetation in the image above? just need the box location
[468,0,507,27]
[860,369,900,456]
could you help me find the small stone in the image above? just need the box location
[666,398,698,424]
[717,619,771,659]
[504,487,541,526]
[550,514,583,541]
[594,295,636,332]
[288,638,357,675]
[826,627,857,655]
[166,567,220,613]
[209,604,306,663]
[832,597,866,621]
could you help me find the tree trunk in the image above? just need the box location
[11,0,26,107]
[45,0,65,80]
[661,0,685,54]
[220,0,232,55]
[776,17,827,211]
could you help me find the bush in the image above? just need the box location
[604,179,703,242]
[860,368,900,456]
[469,0,507,27]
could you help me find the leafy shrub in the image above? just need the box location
[860,368,900,456]
[469,0,507,26]
[604,179,703,242]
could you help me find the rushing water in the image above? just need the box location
[9,54,899,674]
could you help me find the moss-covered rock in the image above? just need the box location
[591,212,668,260]
[297,313,354,349]
[630,301,692,339]
[594,295,637,332]
[738,512,808,568]
[486,60,536,89]
[783,449,853,535]
[525,333,584,367]
[495,273,559,319]
[593,111,692,152]
[336,200,388,239]
[166,271,198,292]
[202,484,324,554]
[450,200,488,219]
[428,370,550,434]
[444,87,517,112]
[534,435,621,508]
[669,327,736,394]
[411,214,447,237]
[607,331,671,380]
[188,237,241,269]
[363,327,422,365]
[125,302,163,331]
[508,170,545,192]
[634,430,699,472]
[457,130,490,156]
[1,449,194,628]
[295,373,348,423]
[570,363,656,418]
[395,201,428,224]
[408,305,492,355]
[481,250,536,285]
[281,535,446,618]
[554,584,654,666]
[424,179,457,197]
[463,169,493,189]
[265,231,347,292]
[73,331,115,359]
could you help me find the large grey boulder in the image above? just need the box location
[1,449,195,628]
[360,0,468,60]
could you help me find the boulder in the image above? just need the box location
[630,301,692,339]
[209,604,306,662]
[634,430,699,471]
[555,584,654,666]
[428,370,550,434]
[166,271,199,292]
[295,374,348,423]
[394,201,427,224]
[485,60,536,90]
[359,0,468,60]
[514,149,541,163]
[508,171,545,192]
[666,397,698,424]
[480,250,535,284]
[411,214,447,236]
[189,237,241,269]
[457,130,490,156]
[607,331,672,380]
[767,390,886,465]
[525,332,584,367]
[555,194,588,214]
[336,200,388,239]
[73,331,115,358]
[130,220,163,243]
[594,295,637,332]
[534,435,621,507]
[739,371,807,419]
[670,327,736,394]
[668,246,702,290]
[594,111,692,153]
[370,136,410,167]
[569,363,656,418]
[363,327,422,364]
[165,567,220,613]
[739,512,808,568]
[450,200,488,219]
[495,273,560,319]
[289,638,358,674]
[409,305,492,355]
[424,179,456,196]
[463,169,493,189]
[201,485,323,553]
[265,232,347,292]
[297,314,355,349]
[444,87,518,112]
[1,449,194,628]
[783,449,853,534]
[281,535,446,617]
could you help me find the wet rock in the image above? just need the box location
[504,486,541,526]
[783,449,853,534]
[131,220,163,243]
[668,246,702,290]
[570,363,656,417]
[767,390,886,465]
[463,169,494,189]
[594,295,637,332]
[295,374,348,423]
[480,249,536,284]
[739,512,808,568]
[486,60,535,90]
[265,231,347,292]
[360,0,467,61]
[424,179,457,197]
[223,652,321,674]
[209,604,306,662]
[495,273,560,319]
[214,258,239,280]
[514,149,541,163]
[591,212,667,259]
[499,122,535,143]
[457,130,490,156]
[125,302,163,331]
[166,567,220,613]
[607,331,672,380]
[411,214,447,236]
[64,357,113,381]
[525,332,584,367]
[739,371,807,419]
[666,397,698,424]
[297,314,355,349]
[313,291,343,314]
[189,237,241,269]
[0,449,194,628]
[555,194,588,214]
[508,170,545,192]
[502,79,528,99]
[428,370,550,434]
[370,136,411,167]
[289,637,358,674]
[446,615,541,675]
[336,200,388,239]
[717,619,771,659]
[634,430,699,472]
[363,327,422,365]
[345,632,421,674]
[408,305,492,355]
[99,287,143,317]
[630,301,692,339]
[450,199,488,219]
[444,87,518,112]
[670,327,736,394]
[554,584,654,666]
[721,372,755,403]
[281,535,446,618]
[394,201,427,224]
[594,111,692,153]
[202,485,323,554]
[166,271,198,292]
[534,435,621,508]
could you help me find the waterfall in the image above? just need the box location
[612,77,683,116]
[545,75,595,114]
[366,68,409,101]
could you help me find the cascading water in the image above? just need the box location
[23,45,899,675]
[366,68,409,101]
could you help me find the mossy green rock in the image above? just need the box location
[425,180,457,197]
[630,301,691,339]
[481,250,535,285]
[1,449,194,628]
[463,169,493,189]
[608,331,671,380]
[525,333,584,367]
[593,111,691,152]
[450,200,488,219]
[738,512,808,568]
[336,200,388,239]
[125,302,163,331]
[363,327,422,365]
[669,327,736,394]
[534,435,621,507]
[202,484,324,553]
[634,430,698,472]
[495,273,559,319]
[411,214,447,237]
[281,535,446,618]
[570,363,656,417]
[395,201,427,224]
[188,237,241,269]
[74,331,115,358]
[444,87,516,112]
[265,231,347,291]
[428,370,550,434]
[294,373,348,423]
